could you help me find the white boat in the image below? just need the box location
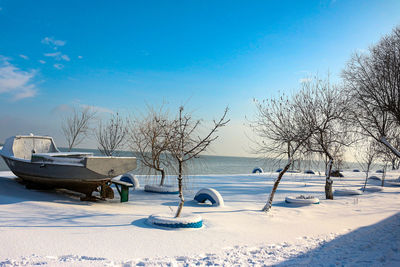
[0,135,136,199]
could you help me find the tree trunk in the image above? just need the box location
[175,161,184,218]
[325,159,334,199]
[262,160,292,212]
[362,167,370,192]
[68,135,77,152]
[324,155,329,176]
[159,168,166,186]
[381,163,387,187]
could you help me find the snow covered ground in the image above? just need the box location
[1,170,400,266]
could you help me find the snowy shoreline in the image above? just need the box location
[1,170,400,266]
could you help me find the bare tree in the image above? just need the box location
[96,112,127,156]
[168,106,229,218]
[62,107,96,151]
[379,133,400,170]
[375,144,395,187]
[251,95,312,212]
[331,144,346,172]
[128,106,172,186]
[343,25,400,158]
[356,139,378,191]
[294,76,352,199]
[320,143,346,174]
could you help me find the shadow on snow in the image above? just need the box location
[275,212,400,266]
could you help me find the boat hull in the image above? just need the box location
[2,156,114,195]
[0,135,137,197]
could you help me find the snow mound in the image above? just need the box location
[334,188,363,196]
[144,184,179,194]
[285,195,319,204]
[362,186,383,193]
[369,175,381,180]
[2,170,400,266]
[4,211,400,267]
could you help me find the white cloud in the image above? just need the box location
[19,54,29,60]
[53,63,64,70]
[44,52,61,58]
[78,56,83,59]
[80,104,113,114]
[13,86,37,100]
[39,60,46,64]
[41,37,71,64]
[61,54,70,61]
[0,56,37,100]
[41,37,66,49]
[44,52,70,62]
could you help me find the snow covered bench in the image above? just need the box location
[111,180,133,202]
[112,174,138,202]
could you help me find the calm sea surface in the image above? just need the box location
[0,147,359,175]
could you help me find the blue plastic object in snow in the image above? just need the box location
[119,173,139,188]
[252,167,263,174]
[195,193,216,204]
[152,220,203,228]
[194,188,224,206]
[148,214,203,229]
[120,176,133,184]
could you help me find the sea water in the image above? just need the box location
[0,147,356,175]
[0,148,275,174]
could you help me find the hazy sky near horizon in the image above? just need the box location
[0,0,400,156]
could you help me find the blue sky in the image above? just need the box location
[0,0,399,156]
